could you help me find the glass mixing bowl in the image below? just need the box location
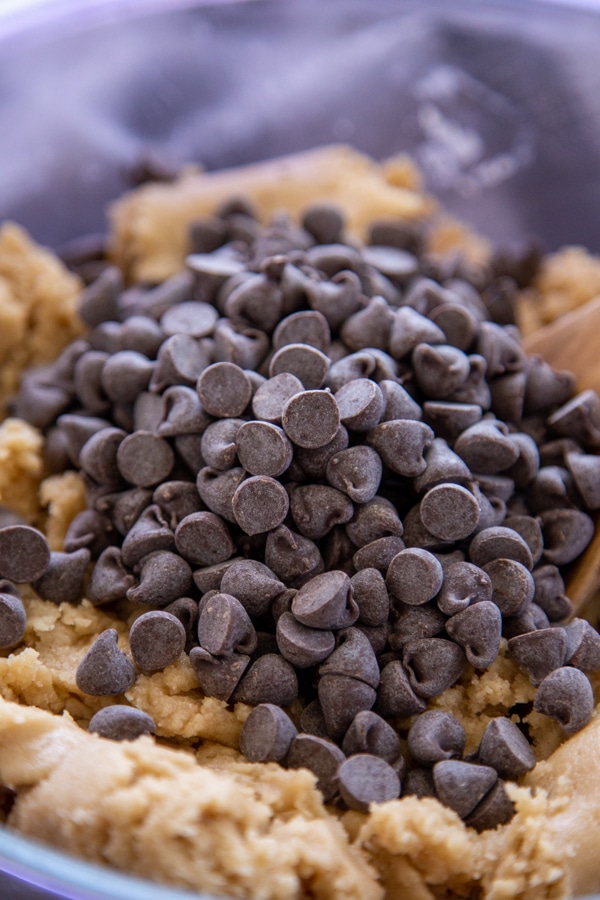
[1,1,600,897]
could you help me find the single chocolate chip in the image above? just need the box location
[335,379,384,432]
[342,710,400,764]
[64,509,116,559]
[292,571,358,630]
[420,484,480,542]
[78,265,122,326]
[477,717,536,779]
[232,475,290,536]
[445,601,502,668]
[282,390,340,449]
[269,343,330,390]
[126,551,193,608]
[287,733,346,801]
[318,673,377,740]
[431,302,479,352]
[173,511,234,567]
[213,319,269,370]
[72,351,110,415]
[340,297,393,353]
[276,611,335,668]
[88,705,156,741]
[300,700,329,738]
[563,618,600,671]
[413,438,472,494]
[289,484,353,541]
[484,558,535,617]
[239,704,298,763]
[0,526,51,583]
[503,515,543,566]
[265,525,323,587]
[56,413,112,467]
[197,362,252,418]
[100,350,154,403]
[133,391,164,432]
[150,333,211,392]
[188,647,250,701]
[408,711,466,767]
[565,451,600,510]
[389,602,446,649]
[345,497,403,548]
[320,627,380,688]
[158,385,211,437]
[302,204,344,244]
[465,779,515,831]
[121,505,175,567]
[353,536,406,574]
[295,425,349,479]
[437,562,492,615]
[196,467,246,523]
[403,638,466,699]
[469,526,534,570]
[153,481,204,528]
[32,549,90,605]
[76,629,136,696]
[367,420,434,477]
[117,315,164,358]
[388,307,445,359]
[379,380,422,422]
[375,660,427,718]
[337,754,400,811]
[306,270,363,331]
[232,654,298,707]
[98,487,152,537]
[272,309,331,354]
[87,547,136,605]
[220,559,285,618]
[350,569,389,626]
[164,596,199,640]
[538,508,594,565]
[413,344,471,399]
[386,548,443,607]
[534,666,594,734]
[0,592,27,649]
[547,389,600,449]
[477,321,527,377]
[160,301,218,338]
[326,446,382,503]
[197,592,257,657]
[115,431,175,489]
[433,760,498,819]
[455,420,520,474]
[235,421,293,477]
[422,401,482,441]
[508,628,567,686]
[129,610,187,672]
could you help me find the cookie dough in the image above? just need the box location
[1,146,600,900]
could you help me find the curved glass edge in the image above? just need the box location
[0,825,217,900]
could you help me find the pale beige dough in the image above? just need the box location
[1,147,600,899]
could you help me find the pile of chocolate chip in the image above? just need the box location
[5,198,600,829]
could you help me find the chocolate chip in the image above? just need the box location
[345,497,403,548]
[386,548,443,607]
[116,431,175,488]
[232,475,290,535]
[413,344,470,399]
[469,526,534,570]
[403,638,466,699]
[389,601,446,649]
[508,628,568,686]
[160,301,218,338]
[0,526,51,583]
[335,379,384,432]
[265,525,323,587]
[353,536,407,574]
[547,389,600,449]
[197,592,257,657]
[465,779,515,831]
[388,307,444,359]
[234,421,293,477]
[534,666,594,734]
[220,559,285,617]
[126,550,192,608]
[87,547,136,605]
[446,601,502,668]
[340,297,393,353]
[299,700,329,738]
[32,549,90,604]
[232,653,298,707]
[251,372,303,423]
[320,627,380,688]
[88,705,156,741]
[306,271,363,331]
[407,711,466,766]
[413,438,472,494]
[538,508,594,565]
[98,487,152,537]
[239,704,298,763]
[477,717,536,779]
[269,343,330,390]
[454,420,520,474]
[318,674,377,740]
[164,596,199,639]
[121,505,175,567]
[272,309,331,353]
[129,610,187,673]
[375,660,426,718]
[287,733,346,801]
[350,568,389,626]
[433,760,497,819]
[292,571,358,630]
[158,385,211,437]
[341,710,400,764]
[289,484,354,541]
[402,768,436,798]
[282,389,340,449]
[437,561,492,615]
[326,446,382,503]
[563,618,600,671]
[295,425,349,479]
[379,380,423,422]
[367,420,434,477]
[483,558,535,617]
[503,515,543,566]
[153,481,204,527]
[188,647,250,701]
[422,401,482,441]
[196,467,246,522]
[150,333,211,392]
[420,483,480,541]
[276,611,335,668]
[173,510,234,567]
[100,351,155,404]
[0,592,27,649]
[117,315,164,358]
[337,754,400,811]
[72,351,110,415]
[76,629,136,696]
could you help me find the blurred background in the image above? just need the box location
[0,0,599,255]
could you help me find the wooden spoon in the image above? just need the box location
[523,294,600,613]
